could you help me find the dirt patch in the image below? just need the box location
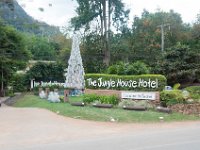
[3,93,23,106]
[169,103,200,115]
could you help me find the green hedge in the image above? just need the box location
[85,74,167,91]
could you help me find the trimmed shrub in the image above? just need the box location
[160,90,185,106]
[83,94,119,105]
[85,74,167,91]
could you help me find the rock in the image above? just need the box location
[156,106,172,113]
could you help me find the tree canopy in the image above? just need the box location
[71,0,130,66]
[0,20,30,95]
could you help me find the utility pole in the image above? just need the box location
[157,24,170,52]
[1,62,4,97]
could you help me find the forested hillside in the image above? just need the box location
[0,0,60,36]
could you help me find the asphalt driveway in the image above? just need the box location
[0,105,200,150]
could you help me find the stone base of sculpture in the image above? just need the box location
[69,89,84,96]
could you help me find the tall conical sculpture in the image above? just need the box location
[65,33,85,90]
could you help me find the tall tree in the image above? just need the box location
[128,9,189,65]
[25,35,56,61]
[0,20,30,95]
[71,0,129,66]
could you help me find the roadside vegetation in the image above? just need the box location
[14,93,200,123]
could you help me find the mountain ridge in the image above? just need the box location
[0,0,61,36]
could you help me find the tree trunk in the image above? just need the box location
[102,0,110,66]
[99,3,104,54]
[99,3,104,37]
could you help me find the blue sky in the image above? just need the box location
[16,0,200,27]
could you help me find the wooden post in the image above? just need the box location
[156,106,172,113]
[155,92,160,102]
[45,88,50,97]
[64,90,69,102]
[39,88,43,95]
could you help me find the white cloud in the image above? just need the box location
[17,0,77,26]
[123,0,200,23]
[16,0,200,27]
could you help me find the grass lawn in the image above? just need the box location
[14,93,200,123]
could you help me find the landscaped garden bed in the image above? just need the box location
[13,93,200,123]
[169,103,200,115]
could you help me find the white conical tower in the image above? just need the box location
[65,33,85,89]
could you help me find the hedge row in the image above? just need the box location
[85,74,167,91]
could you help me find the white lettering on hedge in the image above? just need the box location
[86,78,158,89]
[97,78,116,88]
[87,78,97,87]
[34,78,159,89]
[34,81,65,87]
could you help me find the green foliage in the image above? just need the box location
[99,95,119,105]
[51,34,72,64]
[85,74,167,91]
[153,43,200,85]
[83,94,119,105]
[184,86,200,100]
[71,0,129,66]
[10,73,28,92]
[48,85,64,91]
[107,61,150,75]
[26,35,57,60]
[0,1,61,36]
[71,0,129,31]
[14,94,200,122]
[59,96,64,103]
[26,62,65,82]
[83,94,99,104]
[160,90,185,106]
[5,88,14,97]
[173,83,181,90]
[0,22,30,91]
[128,10,187,65]
[82,33,106,73]
[129,61,150,75]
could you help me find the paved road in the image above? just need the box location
[0,105,200,150]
